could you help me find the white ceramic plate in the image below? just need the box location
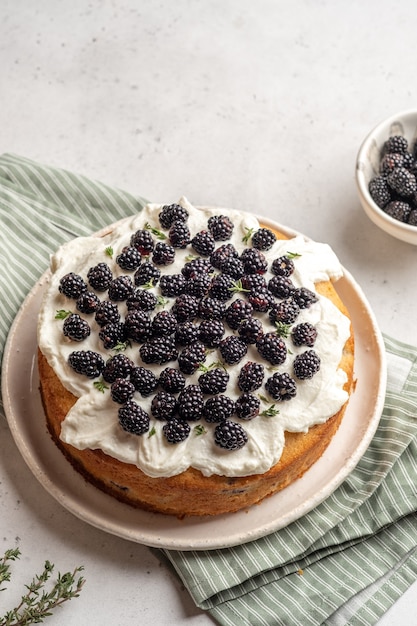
[2,219,387,551]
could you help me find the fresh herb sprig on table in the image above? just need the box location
[0,548,85,625]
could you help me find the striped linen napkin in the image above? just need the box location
[0,153,416,626]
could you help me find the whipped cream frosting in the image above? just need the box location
[38,198,351,478]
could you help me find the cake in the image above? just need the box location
[37,198,354,517]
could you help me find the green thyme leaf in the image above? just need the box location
[93,380,109,393]
[260,404,280,417]
[55,309,72,320]
[144,222,167,240]
[286,251,301,259]
[242,227,255,244]
[229,279,250,294]
[148,426,156,438]
[194,424,207,436]
[105,245,114,258]
[156,295,169,307]
[112,340,131,352]
[275,321,291,338]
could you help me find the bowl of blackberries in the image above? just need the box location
[356,109,417,244]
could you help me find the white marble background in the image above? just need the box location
[1,1,416,624]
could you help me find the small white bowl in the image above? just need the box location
[355,109,417,245]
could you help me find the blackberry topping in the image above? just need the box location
[203,395,235,423]
[291,322,318,347]
[265,372,297,401]
[139,336,178,364]
[130,229,155,255]
[151,391,177,420]
[387,167,417,198]
[191,230,216,257]
[110,378,135,404]
[380,152,408,176]
[198,319,225,347]
[293,349,321,380]
[134,261,161,286]
[208,273,235,301]
[238,317,263,344]
[237,361,265,392]
[368,176,391,208]
[269,299,300,324]
[178,341,207,374]
[151,310,178,337]
[198,297,226,320]
[240,273,267,292]
[124,309,152,343]
[169,220,191,248]
[159,273,186,297]
[252,227,277,251]
[271,255,295,277]
[118,401,150,435]
[224,298,253,330]
[68,350,105,378]
[235,393,260,420]
[87,263,113,292]
[95,300,120,327]
[198,367,229,394]
[210,243,239,269]
[152,242,175,265]
[219,335,247,365]
[130,366,158,396]
[59,272,87,299]
[268,275,295,299]
[256,332,287,365]
[177,385,204,421]
[102,353,134,383]
[382,135,408,155]
[408,209,417,226]
[108,275,134,301]
[248,289,274,312]
[207,214,234,241]
[175,321,200,346]
[292,287,318,309]
[158,367,186,393]
[126,288,158,312]
[159,203,189,229]
[98,321,126,349]
[185,272,212,298]
[62,314,91,342]
[116,246,142,271]
[172,293,199,322]
[163,418,191,444]
[181,257,213,278]
[384,200,412,222]
[240,248,268,275]
[219,256,245,279]
[76,291,100,314]
[214,421,248,451]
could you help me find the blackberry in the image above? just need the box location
[240,273,267,292]
[271,255,295,277]
[102,353,134,383]
[130,366,158,396]
[175,321,200,346]
[379,152,408,176]
[382,135,408,155]
[224,299,253,330]
[185,272,212,298]
[248,289,274,312]
[178,341,207,374]
[151,310,178,337]
[134,261,161,286]
[118,400,150,435]
[214,421,248,451]
[240,248,268,275]
[152,242,175,265]
[384,200,412,222]
[238,317,263,344]
[139,336,178,364]
[265,372,297,401]
[291,322,318,347]
[172,293,199,322]
[62,314,91,341]
[159,273,186,297]
[368,176,391,208]
[130,229,154,255]
[126,288,158,312]
[98,322,126,349]
[124,309,152,342]
[163,418,191,444]
[59,272,87,299]
[108,275,134,301]
[268,275,295,299]
[158,367,186,393]
[68,350,105,378]
[269,299,300,324]
[292,287,318,309]
[87,263,113,292]
[76,291,100,314]
[116,246,142,271]
[191,230,216,256]
[198,297,226,320]
[208,273,235,301]
[387,167,417,198]
[293,349,321,380]
[235,393,260,420]
[110,378,136,404]
[181,257,213,278]
[408,208,417,225]
[252,227,277,251]
[151,391,177,420]
[210,243,239,269]
[95,300,120,327]
[168,220,191,248]
[207,214,234,240]
[256,332,287,365]
[219,335,247,365]
[159,203,189,229]
[198,319,225,347]
[219,256,245,279]
[237,361,265,392]
[198,367,229,394]
[177,385,204,421]
[203,395,235,423]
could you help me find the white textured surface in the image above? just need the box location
[1,1,416,624]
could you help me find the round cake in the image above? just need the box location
[37,199,354,517]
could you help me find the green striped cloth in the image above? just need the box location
[0,153,416,626]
